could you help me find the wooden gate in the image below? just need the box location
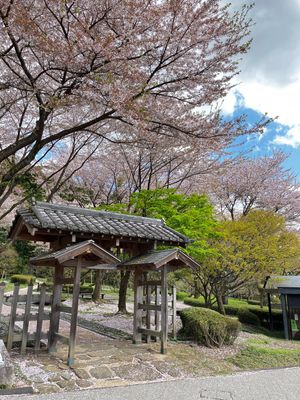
[133,269,177,354]
[0,282,51,354]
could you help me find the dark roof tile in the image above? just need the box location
[11,202,190,244]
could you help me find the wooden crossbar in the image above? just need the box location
[5,294,52,304]
[137,280,161,286]
[138,303,161,311]
[11,331,49,343]
[138,328,162,337]
[55,305,72,313]
[15,313,50,322]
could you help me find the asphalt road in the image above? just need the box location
[3,367,300,400]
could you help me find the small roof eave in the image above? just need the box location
[30,240,120,267]
[118,248,199,270]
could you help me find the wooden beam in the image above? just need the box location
[138,303,161,311]
[160,266,168,354]
[146,275,151,344]
[21,285,33,355]
[0,282,5,315]
[67,255,82,366]
[133,269,143,344]
[35,284,47,353]
[137,280,161,286]
[138,328,162,337]
[6,284,20,352]
[48,264,64,353]
[172,285,177,340]
[56,305,72,314]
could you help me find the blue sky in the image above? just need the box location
[222,0,300,182]
[226,99,300,181]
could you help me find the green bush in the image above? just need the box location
[247,300,261,306]
[176,291,190,301]
[237,309,261,326]
[10,274,36,285]
[183,297,284,330]
[180,307,241,348]
[62,283,94,293]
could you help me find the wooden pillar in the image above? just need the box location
[7,284,20,351]
[267,292,273,330]
[280,294,290,340]
[133,268,143,344]
[67,256,82,366]
[21,284,33,355]
[0,282,5,317]
[35,284,47,353]
[144,272,152,343]
[49,264,64,353]
[155,285,160,342]
[172,285,177,340]
[160,265,168,354]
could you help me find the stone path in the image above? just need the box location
[1,292,242,395]
[3,367,300,400]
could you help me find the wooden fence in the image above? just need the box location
[0,282,51,354]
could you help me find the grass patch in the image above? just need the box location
[241,323,284,339]
[230,345,300,369]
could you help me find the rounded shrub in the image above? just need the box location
[176,291,190,301]
[10,274,36,285]
[237,308,261,326]
[180,307,241,348]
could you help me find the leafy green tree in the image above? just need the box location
[100,189,219,310]
[205,210,300,314]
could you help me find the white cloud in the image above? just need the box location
[220,0,300,148]
[221,90,237,116]
[273,126,300,148]
[235,75,300,127]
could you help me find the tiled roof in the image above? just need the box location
[265,275,300,290]
[11,202,190,244]
[30,240,119,265]
[120,248,199,269]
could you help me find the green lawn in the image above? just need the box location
[229,327,300,369]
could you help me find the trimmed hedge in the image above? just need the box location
[180,307,241,347]
[247,300,261,306]
[62,284,94,293]
[237,309,260,326]
[183,297,283,330]
[10,274,36,285]
[176,291,190,301]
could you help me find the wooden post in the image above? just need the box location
[7,283,20,351]
[160,265,168,354]
[21,284,33,355]
[154,285,160,342]
[133,269,143,344]
[280,294,290,340]
[267,292,273,331]
[49,264,64,353]
[0,282,5,317]
[35,284,47,353]
[145,273,152,343]
[172,285,177,340]
[67,256,82,366]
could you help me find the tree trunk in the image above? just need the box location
[92,270,103,302]
[193,277,201,298]
[118,270,131,313]
[216,291,226,315]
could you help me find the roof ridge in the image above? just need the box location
[34,201,163,225]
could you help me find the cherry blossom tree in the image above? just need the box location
[0,0,268,221]
[208,151,300,223]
